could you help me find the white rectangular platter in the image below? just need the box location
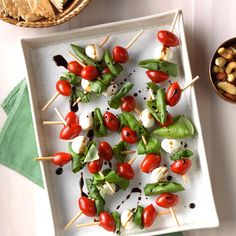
[21,10,219,236]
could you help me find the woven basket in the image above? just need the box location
[0,0,91,28]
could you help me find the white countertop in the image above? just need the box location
[1,0,236,235]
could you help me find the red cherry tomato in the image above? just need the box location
[52,152,72,166]
[140,154,162,173]
[146,70,169,83]
[67,61,83,76]
[98,141,113,161]
[121,127,138,144]
[156,112,174,127]
[155,193,179,208]
[56,80,72,96]
[103,112,120,132]
[102,67,111,74]
[99,212,116,232]
[59,124,81,140]
[142,204,157,228]
[87,157,103,174]
[81,65,99,81]
[171,159,191,175]
[120,96,136,112]
[157,30,179,47]
[166,82,182,106]
[112,46,129,63]
[78,197,96,217]
[65,111,79,125]
[116,163,134,180]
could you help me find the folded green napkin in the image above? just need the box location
[0,80,182,236]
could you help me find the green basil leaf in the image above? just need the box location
[146,82,160,94]
[68,143,85,173]
[132,206,144,229]
[105,170,129,190]
[84,143,100,163]
[112,211,121,234]
[93,108,107,137]
[60,72,81,86]
[112,141,128,163]
[152,115,195,138]
[138,59,177,77]
[137,136,161,154]
[144,182,185,196]
[146,100,159,121]
[73,89,91,103]
[170,149,193,160]
[93,172,105,186]
[108,82,134,109]
[156,88,167,123]
[104,50,123,77]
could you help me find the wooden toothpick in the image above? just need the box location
[35,157,54,161]
[43,121,65,125]
[99,171,115,194]
[76,221,100,228]
[65,211,83,230]
[125,30,144,50]
[54,108,67,126]
[182,75,200,92]
[120,150,136,155]
[99,34,110,48]
[170,10,180,33]
[169,207,180,226]
[67,51,86,67]
[42,92,60,111]
[128,157,137,165]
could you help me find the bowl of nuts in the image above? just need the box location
[210,37,236,103]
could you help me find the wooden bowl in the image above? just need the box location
[209,37,236,103]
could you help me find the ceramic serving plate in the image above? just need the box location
[21,9,219,236]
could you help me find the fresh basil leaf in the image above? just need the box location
[108,82,134,109]
[112,211,121,234]
[152,115,195,138]
[68,143,85,173]
[86,178,105,215]
[93,172,105,186]
[146,100,159,121]
[144,182,185,196]
[60,72,81,86]
[170,149,193,160]
[93,108,107,137]
[112,141,128,163]
[146,82,160,94]
[132,206,144,229]
[73,89,91,103]
[104,50,123,77]
[138,59,177,77]
[105,170,129,190]
[84,142,100,163]
[137,136,161,154]
[156,88,167,123]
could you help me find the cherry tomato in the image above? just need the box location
[56,80,72,96]
[146,70,169,83]
[52,152,72,166]
[98,141,113,161]
[120,96,136,112]
[157,30,179,47]
[102,67,111,74]
[156,112,174,127]
[65,111,79,125]
[155,193,179,208]
[59,124,81,140]
[81,65,99,81]
[78,196,96,217]
[116,163,134,180]
[112,46,129,63]
[99,212,116,232]
[171,159,191,175]
[67,61,83,76]
[121,127,138,144]
[140,154,162,173]
[166,82,182,107]
[142,204,157,228]
[103,112,120,132]
[87,157,103,174]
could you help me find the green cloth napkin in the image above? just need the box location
[0,80,182,236]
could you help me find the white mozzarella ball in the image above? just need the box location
[154,44,173,61]
[102,83,118,97]
[121,209,136,230]
[140,109,155,128]
[161,138,181,154]
[71,136,88,154]
[149,167,168,183]
[100,183,116,196]
[85,44,104,62]
[81,79,91,92]
[79,112,93,130]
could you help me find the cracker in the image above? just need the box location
[33,0,55,19]
[2,0,20,19]
[49,0,64,12]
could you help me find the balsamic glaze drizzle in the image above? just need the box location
[79,173,88,197]
[53,55,68,69]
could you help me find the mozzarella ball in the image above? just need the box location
[81,78,91,92]
[161,138,181,154]
[85,44,104,62]
[79,112,93,130]
[154,44,173,61]
[102,83,118,97]
[121,209,136,230]
[140,109,155,128]
[149,167,168,183]
[100,183,116,196]
[71,136,88,154]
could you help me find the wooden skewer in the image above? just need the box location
[76,221,100,228]
[99,34,110,48]
[125,30,144,50]
[120,150,136,155]
[170,10,180,33]
[35,157,53,161]
[182,75,200,92]
[65,211,83,230]
[72,97,82,107]
[42,92,60,112]
[128,157,137,165]
[142,135,147,145]
[54,108,67,126]
[169,207,180,226]
[158,209,176,215]
[43,121,64,125]
[67,51,86,67]
[99,171,115,194]
[182,174,189,184]
[149,88,155,101]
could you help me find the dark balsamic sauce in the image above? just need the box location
[184,142,188,148]
[53,55,68,69]
[70,99,79,112]
[189,203,196,209]
[133,93,138,97]
[55,167,63,175]
[87,129,94,141]
[79,173,88,197]
[167,175,173,181]
[107,161,112,169]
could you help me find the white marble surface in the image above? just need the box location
[0,0,236,236]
